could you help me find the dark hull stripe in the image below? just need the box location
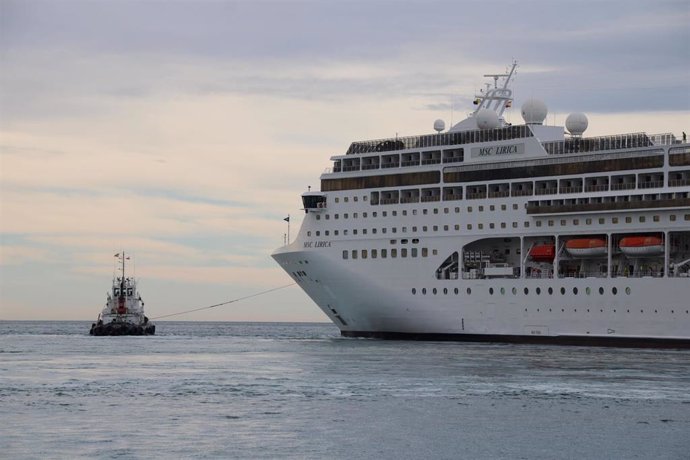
[341,330,690,349]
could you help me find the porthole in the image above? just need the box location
[560,287,566,295]
[573,287,578,295]
[467,288,472,295]
[422,288,427,295]
[625,287,631,295]
[511,287,517,295]
[433,288,437,295]
[524,287,529,295]
[443,288,448,295]
[536,287,541,295]
[612,287,618,295]
[489,287,494,295]
[412,288,416,295]
[454,288,459,295]
[586,287,591,295]
[500,287,505,295]
[548,287,553,295]
[599,287,604,295]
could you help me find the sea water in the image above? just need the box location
[1,321,689,459]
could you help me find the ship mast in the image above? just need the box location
[473,60,517,118]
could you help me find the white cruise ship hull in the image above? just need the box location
[273,242,690,348]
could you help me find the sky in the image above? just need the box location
[1,0,689,322]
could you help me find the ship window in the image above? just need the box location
[361,229,366,235]
[353,229,358,235]
[455,207,460,213]
[373,212,377,217]
[489,288,494,295]
[354,196,358,202]
[334,230,339,236]
[381,249,387,258]
[325,214,330,220]
[612,217,619,224]
[342,250,348,259]
[423,226,428,232]
[402,210,406,216]
[599,218,605,224]
[335,198,339,203]
[454,288,459,295]
[361,250,367,259]
[444,208,449,214]
[455,224,460,230]
[402,227,407,233]
[411,248,418,257]
[560,287,566,295]
[468,206,473,212]
[382,211,387,217]
[467,224,472,230]
[573,219,579,226]
[422,248,428,257]
[573,287,578,295]
[501,204,506,211]
[401,248,407,257]
[500,287,505,295]
[560,219,566,226]
[412,210,417,215]
[490,205,495,211]
[489,223,495,229]
[344,230,348,235]
[316,215,320,220]
[444,225,449,231]
[653,215,659,222]
[685,214,690,221]
[478,224,484,229]
[307,231,311,236]
[372,228,377,234]
[479,206,484,212]
[114,288,120,296]
[423,209,428,215]
[536,221,542,227]
[612,287,618,295]
[599,287,604,295]
[412,288,416,295]
[536,287,541,295]
[433,249,438,255]
[391,249,398,258]
[467,288,472,295]
[351,250,357,259]
[422,288,426,295]
[433,226,438,231]
[392,228,397,233]
[513,204,518,210]
[548,220,554,227]
[434,208,439,214]
[344,197,349,202]
[586,218,592,225]
[392,211,397,216]
[325,231,330,236]
[335,214,339,219]
[413,226,418,232]
[625,287,631,295]
[412,239,419,244]
[639,216,646,223]
[548,287,553,295]
[316,231,320,236]
[372,249,377,258]
[524,222,529,227]
[670,215,676,221]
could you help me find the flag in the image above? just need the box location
[283,216,290,222]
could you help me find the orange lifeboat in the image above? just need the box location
[619,236,664,257]
[529,243,555,262]
[565,238,607,257]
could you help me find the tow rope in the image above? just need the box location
[150,283,296,320]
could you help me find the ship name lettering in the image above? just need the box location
[304,241,331,248]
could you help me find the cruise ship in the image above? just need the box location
[272,62,690,347]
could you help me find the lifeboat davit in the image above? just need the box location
[619,236,664,257]
[565,238,607,257]
[530,243,555,262]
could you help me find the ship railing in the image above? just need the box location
[610,183,636,191]
[420,195,441,202]
[558,272,608,279]
[345,125,534,155]
[488,191,510,198]
[542,132,653,155]
[584,185,609,192]
[669,179,690,187]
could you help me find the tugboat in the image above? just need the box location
[90,252,155,336]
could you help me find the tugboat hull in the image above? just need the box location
[90,322,155,336]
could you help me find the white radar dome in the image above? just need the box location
[475,108,500,130]
[566,112,588,136]
[521,98,548,125]
[433,119,446,133]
